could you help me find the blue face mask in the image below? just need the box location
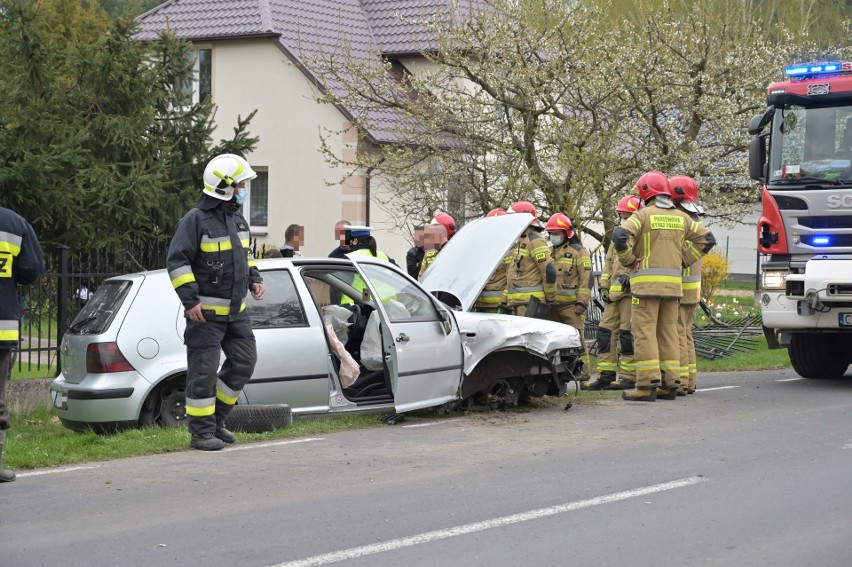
[551,235,564,247]
[235,188,247,205]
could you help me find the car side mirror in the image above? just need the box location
[439,310,452,335]
[749,135,767,182]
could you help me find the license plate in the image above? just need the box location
[52,390,67,410]
[839,313,852,326]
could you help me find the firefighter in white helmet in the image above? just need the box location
[167,154,265,450]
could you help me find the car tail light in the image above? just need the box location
[86,342,135,373]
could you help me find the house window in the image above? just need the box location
[246,170,269,234]
[182,47,212,104]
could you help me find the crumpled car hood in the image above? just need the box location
[451,310,582,374]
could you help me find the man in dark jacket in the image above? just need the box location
[167,154,265,450]
[0,199,45,481]
[405,225,425,278]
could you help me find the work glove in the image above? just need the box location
[599,287,610,303]
[618,273,631,292]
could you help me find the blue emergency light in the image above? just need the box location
[786,62,849,78]
[812,236,831,246]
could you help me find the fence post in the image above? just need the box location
[57,245,69,372]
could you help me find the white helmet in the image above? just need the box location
[202,154,257,200]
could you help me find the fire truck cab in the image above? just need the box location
[750,62,852,378]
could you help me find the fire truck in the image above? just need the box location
[749,62,852,378]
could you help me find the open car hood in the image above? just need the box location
[419,213,534,311]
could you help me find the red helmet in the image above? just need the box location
[615,195,642,214]
[507,201,537,217]
[430,212,457,238]
[545,213,575,238]
[486,208,506,217]
[668,175,698,203]
[635,171,670,203]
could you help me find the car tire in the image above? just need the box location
[224,404,293,433]
[159,387,188,427]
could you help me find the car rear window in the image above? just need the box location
[67,280,133,335]
[247,269,307,328]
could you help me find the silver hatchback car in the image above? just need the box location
[50,214,582,430]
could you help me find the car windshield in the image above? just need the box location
[66,280,132,335]
[769,103,852,186]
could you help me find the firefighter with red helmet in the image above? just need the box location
[612,171,715,401]
[418,212,456,279]
[584,195,641,391]
[546,213,592,380]
[669,175,704,395]
[476,207,512,312]
[503,201,556,316]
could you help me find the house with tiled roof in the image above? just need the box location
[136,0,468,261]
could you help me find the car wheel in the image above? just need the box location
[159,387,188,427]
[224,404,292,433]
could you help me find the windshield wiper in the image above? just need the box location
[773,176,844,186]
[68,316,98,334]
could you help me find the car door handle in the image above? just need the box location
[396,333,410,343]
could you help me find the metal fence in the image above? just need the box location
[14,241,171,376]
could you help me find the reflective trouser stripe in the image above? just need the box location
[630,296,679,389]
[598,361,617,372]
[216,378,239,405]
[185,397,216,417]
[678,302,699,390]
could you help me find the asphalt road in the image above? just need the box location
[2,368,852,567]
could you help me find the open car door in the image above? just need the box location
[351,258,464,413]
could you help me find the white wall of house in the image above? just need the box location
[206,39,415,262]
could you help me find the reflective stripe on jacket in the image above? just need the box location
[0,207,45,347]
[600,243,631,302]
[476,250,513,308]
[166,199,261,322]
[504,230,556,306]
[552,242,591,306]
[614,202,711,298]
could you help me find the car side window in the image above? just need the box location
[246,270,307,328]
[358,264,439,323]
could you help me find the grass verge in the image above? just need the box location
[11,363,57,380]
[697,336,790,372]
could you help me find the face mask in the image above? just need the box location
[235,188,247,205]
[551,235,564,247]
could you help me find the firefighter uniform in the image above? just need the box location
[612,197,713,399]
[0,204,44,481]
[504,228,557,316]
[549,240,592,378]
[679,251,702,394]
[167,195,262,439]
[593,243,635,388]
[475,249,513,313]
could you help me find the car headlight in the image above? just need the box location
[761,269,788,290]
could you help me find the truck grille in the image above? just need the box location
[828,284,852,296]
[798,216,852,229]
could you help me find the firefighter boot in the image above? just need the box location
[215,419,236,444]
[608,379,635,390]
[582,379,613,391]
[190,433,225,451]
[621,387,657,402]
[0,431,15,482]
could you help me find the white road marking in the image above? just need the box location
[777,377,804,382]
[17,465,99,478]
[700,386,740,391]
[269,476,709,567]
[842,443,852,450]
[401,420,453,428]
[223,437,325,452]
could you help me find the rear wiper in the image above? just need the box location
[68,316,98,334]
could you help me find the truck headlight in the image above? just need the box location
[761,269,788,290]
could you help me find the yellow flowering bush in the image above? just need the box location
[701,251,729,303]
